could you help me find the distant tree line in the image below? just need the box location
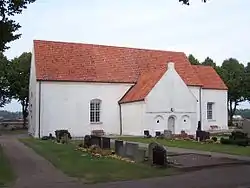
[188,54,250,125]
[0,110,22,120]
[235,109,250,119]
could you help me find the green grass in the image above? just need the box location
[0,146,15,187]
[116,137,250,157]
[20,138,177,184]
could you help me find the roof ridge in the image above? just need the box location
[33,39,185,54]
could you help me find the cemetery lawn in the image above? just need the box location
[116,137,250,157]
[20,138,178,184]
[0,146,15,187]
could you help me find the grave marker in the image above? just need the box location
[148,142,158,163]
[124,142,139,160]
[115,140,124,156]
[102,137,111,149]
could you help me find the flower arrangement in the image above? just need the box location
[76,144,135,163]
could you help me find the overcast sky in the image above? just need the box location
[1,0,250,111]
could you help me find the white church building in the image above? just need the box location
[28,40,228,138]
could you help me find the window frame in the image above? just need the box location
[89,99,102,124]
[207,102,214,120]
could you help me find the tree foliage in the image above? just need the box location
[202,57,216,68]
[179,0,207,5]
[188,54,200,65]
[188,54,250,125]
[221,58,247,124]
[0,52,10,107]
[0,0,36,52]
[8,52,31,127]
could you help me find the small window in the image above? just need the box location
[207,102,214,120]
[90,99,101,123]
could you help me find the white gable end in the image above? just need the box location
[145,62,197,113]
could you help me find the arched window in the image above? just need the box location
[90,99,101,123]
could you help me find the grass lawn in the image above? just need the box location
[116,137,250,157]
[0,146,15,187]
[20,138,178,184]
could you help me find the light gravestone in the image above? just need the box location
[148,142,158,163]
[164,130,172,139]
[124,142,139,160]
[134,148,146,163]
[115,140,124,156]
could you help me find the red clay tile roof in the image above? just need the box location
[33,40,226,103]
[119,69,166,103]
[192,65,228,90]
[34,40,201,84]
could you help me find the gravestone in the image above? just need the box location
[102,137,111,149]
[164,130,172,139]
[242,119,250,138]
[148,142,158,162]
[91,135,102,147]
[83,135,92,148]
[152,144,167,167]
[155,131,161,137]
[134,148,146,163]
[115,140,124,156]
[124,142,139,160]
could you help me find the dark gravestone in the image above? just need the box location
[124,142,139,160]
[196,130,210,141]
[115,140,124,156]
[144,130,152,138]
[84,135,91,148]
[197,121,201,131]
[91,135,101,147]
[152,145,167,167]
[102,137,111,149]
[155,131,161,137]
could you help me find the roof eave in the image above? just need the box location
[119,99,144,104]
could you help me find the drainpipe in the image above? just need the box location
[119,103,122,135]
[38,81,41,138]
[199,87,202,129]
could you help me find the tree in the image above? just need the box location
[0,52,10,107]
[0,0,36,52]
[179,0,207,5]
[202,57,216,68]
[245,62,250,102]
[188,54,200,65]
[8,52,31,127]
[221,58,247,125]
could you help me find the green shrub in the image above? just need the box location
[220,137,249,147]
[230,131,248,140]
[234,139,249,147]
[220,138,231,145]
